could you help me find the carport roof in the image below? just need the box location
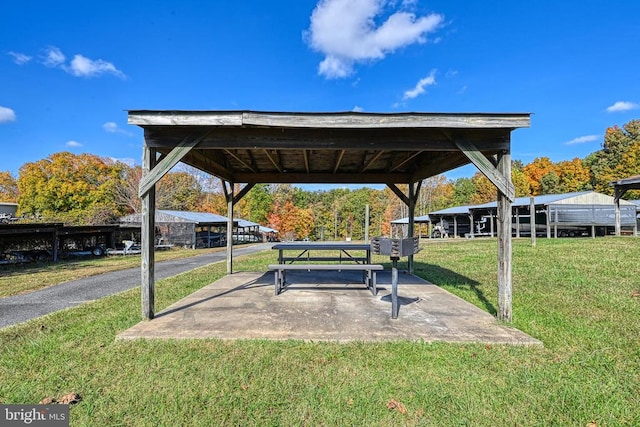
[128,110,530,185]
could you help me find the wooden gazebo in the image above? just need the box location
[128,110,530,322]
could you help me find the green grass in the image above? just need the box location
[1,238,639,426]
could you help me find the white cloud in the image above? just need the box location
[66,140,83,148]
[565,135,599,145]
[606,101,639,113]
[23,45,126,79]
[8,51,32,64]
[307,0,443,78]
[403,69,437,100]
[352,106,364,112]
[68,54,126,79]
[103,121,133,136]
[0,106,17,123]
[103,122,119,133]
[42,46,65,67]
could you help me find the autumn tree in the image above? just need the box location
[555,158,591,193]
[0,171,18,202]
[417,175,453,216]
[522,157,557,195]
[267,200,314,240]
[451,177,476,206]
[17,152,125,224]
[156,171,202,211]
[470,172,495,204]
[240,184,273,224]
[585,119,640,194]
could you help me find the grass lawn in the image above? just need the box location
[1,238,639,426]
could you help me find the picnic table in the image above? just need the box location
[268,242,383,296]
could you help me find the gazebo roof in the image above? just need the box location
[129,110,530,185]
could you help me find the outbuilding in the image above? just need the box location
[119,210,236,249]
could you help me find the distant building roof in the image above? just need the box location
[428,205,474,215]
[160,210,230,223]
[259,226,278,233]
[235,218,260,228]
[426,191,637,218]
[473,191,636,209]
[120,210,234,225]
[391,214,430,224]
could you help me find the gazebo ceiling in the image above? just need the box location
[129,110,530,184]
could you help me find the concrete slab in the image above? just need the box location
[117,271,542,345]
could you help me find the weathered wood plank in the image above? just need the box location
[242,111,531,129]
[141,146,156,320]
[128,110,243,126]
[455,140,515,202]
[130,110,530,129]
[138,133,207,197]
[386,183,410,206]
[496,151,512,322]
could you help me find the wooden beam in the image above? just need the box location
[222,181,234,274]
[386,183,409,206]
[141,146,157,320]
[407,181,421,273]
[455,140,515,202]
[139,132,207,197]
[303,149,310,173]
[224,149,256,172]
[496,150,513,322]
[388,151,422,173]
[145,128,509,152]
[234,171,411,184]
[234,183,255,204]
[361,150,385,172]
[180,149,235,182]
[263,149,283,173]
[333,150,345,174]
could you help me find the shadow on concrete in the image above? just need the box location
[379,294,420,317]
[412,262,497,316]
[156,273,273,318]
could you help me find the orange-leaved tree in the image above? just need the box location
[0,171,18,202]
[17,152,125,224]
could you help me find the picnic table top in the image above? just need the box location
[271,242,372,251]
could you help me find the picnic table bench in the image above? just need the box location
[269,242,383,296]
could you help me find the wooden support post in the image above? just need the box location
[497,150,512,322]
[515,208,520,238]
[614,187,623,236]
[52,229,59,262]
[530,197,536,247]
[365,204,370,243]
[223,181,234,274]
[141,146,157,320]
[407,181,420,274]
[546,208,551,239]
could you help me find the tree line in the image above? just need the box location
[0,119,638,240]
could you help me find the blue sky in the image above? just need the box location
[1,0,639,184]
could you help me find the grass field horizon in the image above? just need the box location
[1,238,638,425]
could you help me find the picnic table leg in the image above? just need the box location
[274,270,280,295]
[370,270,378,296]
